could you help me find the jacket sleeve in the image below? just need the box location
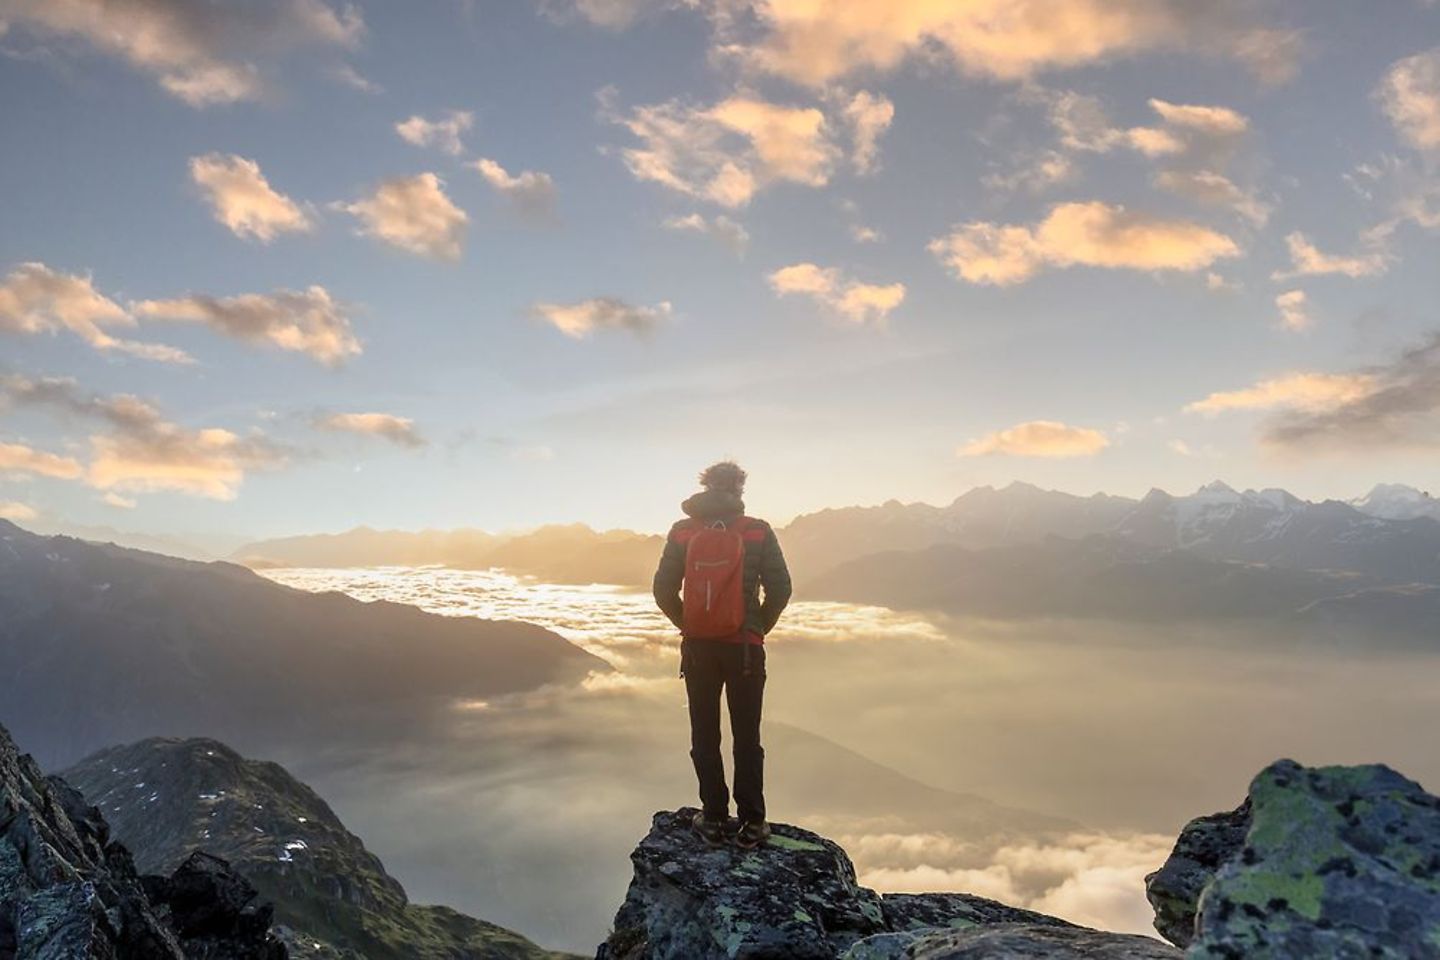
[758,525,793,635]
[652,531,686,631]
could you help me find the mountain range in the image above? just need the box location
[227,482,1440,587]
[0,519,605,769]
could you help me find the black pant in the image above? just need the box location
[682,639,766,823]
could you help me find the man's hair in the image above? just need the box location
[698,460,747,494]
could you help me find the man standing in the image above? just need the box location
[653,461,792,849]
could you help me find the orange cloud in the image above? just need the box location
[930,201,1238,285]
[1379,47,1440,151]
[960,420,1110,458]
[531,297,672,338]
[189,153,313,242]
[0,262,190,363]
[0,441,84,479]
[768,263,905,325]
[315,412,425,448]
[1185,372,1377,416]
[0,0,363,106]
[1272,232,1388,280]
[134,285,361,365]
[728,0,1297,88]
[340,173,468,260]
[607,91,840,207]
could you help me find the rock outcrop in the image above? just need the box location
[596,809,1178,960]
[1148,759,1440,958]
[61,736,570,960]
[0,721,284,959]
[1143,800,1251,947]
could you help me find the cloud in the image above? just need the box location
[1,375,287,499]
[960,419,1110,458]
[540,0,675,28]
[854,830,1173,937]
[0,440,84,479]
[841,90,894,174]
[0,501,37,522]
[1274,289,1310,332]
[0,262,190,362]
[1205,271,1238,292]
[340,173,468,260]
[395,110,474,155]
[1147,98,1248,136]
[330,63,381,93]
[531,297,672,338]
[133,285,361,365]
[0,0,364,105]
[189,153,313,242]
[471,158,558,220]
[662,213,750,255]
[102,492,137,509]
[929,201,1238,286]
[1272,231,1388,280]
[768,262,905,325]
[1154,170,1270,226]
[1379,47,1440,151]
[1192,335,1440,452]
[605,90,840,207]
[725,0,1298,88]
[1044,92,1247,162]
[314,412,425,448]
[982,150,1075,196]
[1185,372,1378,416]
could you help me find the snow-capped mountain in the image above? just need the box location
[784,480,1440,586]
[1350,483,1440,523]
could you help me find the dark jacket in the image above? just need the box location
[653,488,793,639]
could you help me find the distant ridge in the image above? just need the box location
[0,519,606,768]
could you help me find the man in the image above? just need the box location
[653,461,792,849]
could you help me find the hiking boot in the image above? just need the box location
[692,811,726,847]
[734,819,771,849]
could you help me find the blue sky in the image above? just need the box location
[1,0,1439,538]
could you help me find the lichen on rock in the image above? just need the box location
[596,809,1181,960]
[1153,758,1440,959]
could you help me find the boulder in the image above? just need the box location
[1143,799,1251,946]
[597,809,1181,960]
[1186,759,1440,958]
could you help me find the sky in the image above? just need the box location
[2,0,1440,539]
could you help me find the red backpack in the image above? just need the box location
[681,518,751,638]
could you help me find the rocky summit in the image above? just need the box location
[60,736,573,960]
[1148,758,1440,958]
[0,721,284,959]
[595,809,1178,960]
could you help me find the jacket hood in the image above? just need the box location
[681,488,745,521]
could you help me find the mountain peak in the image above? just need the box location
[1195,480,1239,498]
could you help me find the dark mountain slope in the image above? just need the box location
[0,520,606,768]
[62,737,573,960]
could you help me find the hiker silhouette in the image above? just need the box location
[653,461,792,849]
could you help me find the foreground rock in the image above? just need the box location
[63,736,572,960]
[1148,758,1440,957]
[596,809,1178,960]
[0,721,284,959]
[1143,800,1251,947]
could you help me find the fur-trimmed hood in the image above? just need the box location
[681,488,745,520]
